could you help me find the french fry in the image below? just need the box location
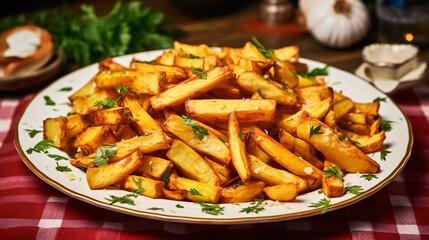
[296,111,380,173]
[114,124,138,140]
[273,58,298,88]
[221,180,266,203]
[86,149,143,189]
[167,170,222,203]
[95,70,162,95]
[339,128,386,153]
[99,57,128,71]
[324,110,336,129]
[130,60,187,83]
[228,112,250,182]
[123,175,164,198]
[166,140,221,186]
[163,115,231,165]
[162,189,187,201]
[263,183,299,201]
[274,45,299,61]
[174,41,218,57]
[236,71,298,106]
[252,126,324,180]
[204,156,234,186]
[333,98,354,120]
[43,117,68,149]
[343,113,367,125]
[338,120,371,135]
[150,66,234,110]
[353,102,379,116]
[246,137,271,163]
[78,126,117,153]
[278,129,323,170]
[295,85,333,106]
[322,161,344,198]
[133,156,173,180]
[90,107,135,126]
[71,89,118,115]
[186,99,277,124]
[248,155,308,192]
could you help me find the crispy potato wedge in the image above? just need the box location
[252,126,323,180]
[322,161,344,198]
[130,60,187,83]
[66,114,90,138]
[296,111,380,173]
[186,99,277,124]
[338,120,371,135]
[86,149,143,189]
[166,140,221,186]
[114,124,138,140]
[99,57,128,71]
[278,129,323,170]
[274,45,299,61]
[263,183,299,201]
[343,113,367,125]
[133,156,173,180]
[167,170,222,203]
[155,50,176,66]
[246,137,271,163]
[150,66,234,110]
[236,71,298,106]
[162,189,187,201]
[95,70,161,95]
[174,41,218,57]
[221,180,266,203]
[324,109,336,129]
[90,107,134,126]
[43,117,68,149]
[205,157,234,186]
[333,98,354,120]
[353,102,380,116]
[123,175,164,198]
[78,126,117,153]
[273,58,298,88]
[248,155,308,192]
[339,128,386,153]
[296,85,333,106]
[164,115,231,165]
[71,89,118,115]
[228,112,250,182]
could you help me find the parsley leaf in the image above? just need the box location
[309,198,330,215]
[297,65,329,79]
[239,131,244,141]
[380,149,391,161]
[193,71,207,80]
[309,124,323,138]
[114,84,128,101]
[91,143,117,167]
[240,199,266,214]
[59,87,73,92]
[373,97,387,103]
[43,96,55,105]
[26,140,54,154]
[189,188,203,196]
[251,36,274,59]
[233,180,245,188]
[55,162,72,172]
[182,115,209,140]
[147,207,164,211]
[191,66,203,72]
[105,194,137,206]
[196,200,224,215]
[160,166,172,184]
[361,174,379,181]
[379,120,394,132]
[338,134,345,141]
[219,137,227,143]
[48,154,69,161]
[322,164,343,180]
[25,129,43,138]
[176,204,184,208]
[93,98,117,109]
[345,185,364,195]
[257,88,263,97]
[132,177,145,194]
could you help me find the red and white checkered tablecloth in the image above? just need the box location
[1,82,428,240]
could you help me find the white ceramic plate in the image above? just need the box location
[15,50,413,224]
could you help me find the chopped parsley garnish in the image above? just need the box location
[91,143,117,167]
[322,164,343,180]
[123,111,135,121]
[147,207,164,211]
[240,199,266,214]
[182,115,209,140]
[59,87,73,92]
[361,174,378,181]
[318,189,323,194]
[67,112,76,116]
[251,36,274,59]
[219,137,227,143]
[196,200,224,215]
[25,129,43,138]
[373,97,387,103]
[78,164,87,172]
[379,120,394,132]
[352,140,361,145]
[160,166,172,184]
[193,71,207,80]
[176,204,184,208]
[309,124,323,138]
[338,134,345,141]
[55,162,72,172]
[191,66,203,72]
[115,125,123,132]
[93,98,117,109]
[257,88,263,97]
[297,65,329,79]
[189,188,203,196]
[114,84,128,101]
[309,198,330,215]
[43,96,55,105]
[345,185,364,195]
[286,118,294,122]
[233,180,245,188]
[105,194,137,206]
[142,132,152,136]
[48,154,69,161]
[26,139,54,154]
[132,177,145,194]
[380,149,391,161]
[238,131,244,141]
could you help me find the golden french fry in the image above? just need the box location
[204,156,234,186]
[333,98,354,120]
[296,111,380,173]
[295,85,333,106]
[322,161,344,198]
[114,124,138,140]
[246,137,271,163]
[99,57,128,71]
[90,107,134,126]
[133,156,173,180]
[130,60,187,83]
[174,41,218,57]
[353,102,380,116]
[166,140,221,186]
[221,180,266,203]
[43,117,68,149]
[274,45,299,61]
[273,58,298,88]
[339,128,386,153]
[228,112,250,182]
[343,113,367,125]
[86,149,143,189]
[78,126,117,154]
[162,189,187,201]
[123,175,164,198]
[263,183,299,201]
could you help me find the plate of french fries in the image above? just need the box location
[15,39,413,224]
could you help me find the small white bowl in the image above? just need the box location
[362,43,419,80]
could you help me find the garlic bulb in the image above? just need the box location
[299,0,320,17]
[306,0,370,48]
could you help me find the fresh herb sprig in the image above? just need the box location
[91,143,117,167]
[380,149,391,161]
[114,84,128,101]
[361,174,378,181]
[160,166,172,184]
[309,198,330,215]
[322,164,343,180]
[379,120,394,132]
[373,97,386,103]
[240,199,266,214]
[26,140,54,154]
[297,65,329,80]
[132,177,145,194]
[345,185,364,195]
[25,129,43,138]
[251,36,274,59]
[189,188,202,196]
[44,96,55,105]
[48,154,69,161]
[182,115,209,140]
[196,200,224,215]
[93,98,117,109]
[55,162,72,172]
[309,124,323,138]
[59,87,73,92]
[105,194,138,206]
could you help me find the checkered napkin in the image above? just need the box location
[1,83,428,240]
